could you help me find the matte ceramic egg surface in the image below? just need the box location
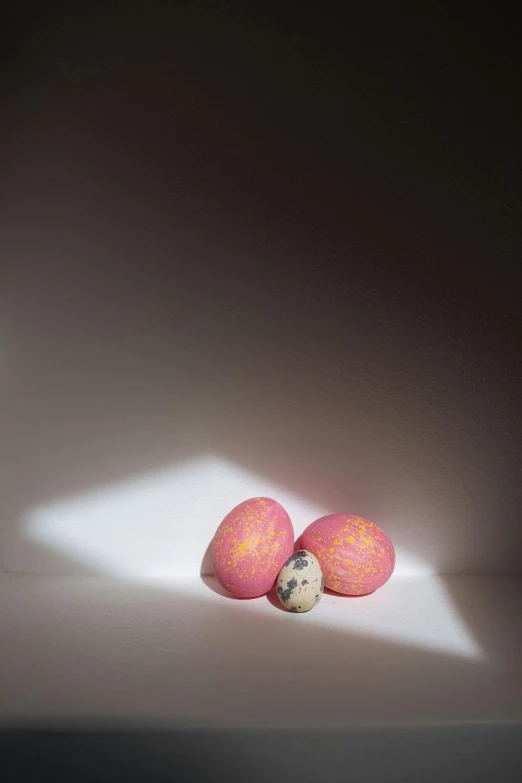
[212,497,294,598]
[277,550,324,612]
[301,514,395,595]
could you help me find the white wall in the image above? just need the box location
[1,10,521,782]
[2,6,521,581]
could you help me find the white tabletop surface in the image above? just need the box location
[1,573,521,727]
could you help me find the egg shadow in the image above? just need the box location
[265,586,288,613]
[323,586,375,598]
[200,540,213,578]
[200,539,240,600]
[199,574,239,600]
[200,542,268,602]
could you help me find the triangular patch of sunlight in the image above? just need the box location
[24,454,434,579]
[180,573,482,660]
[318,578,482,659]
[24,454,481,659]
[24,454,329,579]
[393,549,435,576]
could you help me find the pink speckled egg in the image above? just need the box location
[212,497,294,598]
[300,514,395,595]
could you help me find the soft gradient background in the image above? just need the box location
[1,3,521,780]
[2,4,521,579]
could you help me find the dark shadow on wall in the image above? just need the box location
[200,543,213,580]
[1,3,522,578]
[441,574,522,693]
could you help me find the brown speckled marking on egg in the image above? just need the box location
[276,550,324,613]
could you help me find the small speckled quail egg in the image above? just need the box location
[277,550,324,613]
